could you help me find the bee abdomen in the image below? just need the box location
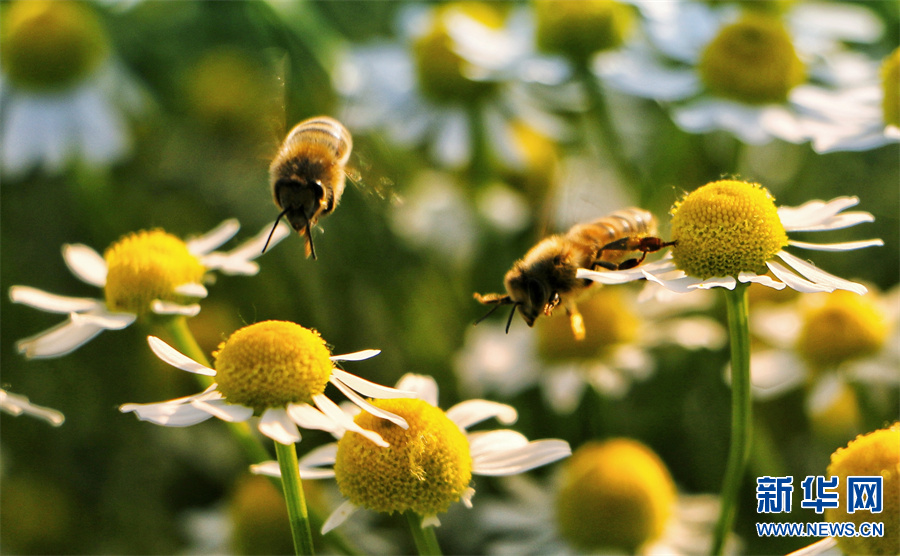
[284,116,352,164]
[569,207,658,252]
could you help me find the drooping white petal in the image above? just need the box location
[787,239,884,252]
[766,261,833,293]
[286,402,343,435]
[120,398,216,427]
[62,243,108,287]
[259,408,302,444]
[776,250,868,295]
[693,276,737,290]
[468,429,528,458]
[190,398,253,423]
[200,221,291,275]
[185,219,240,255]
[421,515,442,528]
[460,487,475,509]
[249,461,281,478]
[16,316,107,359]
[738,272,786,290]
[641,270,706,294]
[147,336,216,376]
[174,283,209,298]
[322,500,360,534]
[329,376,410,430]
[395,373,439,406]
[71,310,136,330]
[777,197,876,231]
[471,436,571,476]
[330,349,381,362]
[576,265,650,285]
[446,399,517,430]
[330,368,417,400]
[150,300,201,316]
[299,442,338,469]
[313,393,389,448]
[0,389,65,426]
[9,285,103,313]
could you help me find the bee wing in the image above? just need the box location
[344,142,402,206]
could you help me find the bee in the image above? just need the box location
[474,207,675,341]
[262,116,353,259]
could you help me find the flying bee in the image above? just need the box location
[474,207,675,341]
[262,116,353,259]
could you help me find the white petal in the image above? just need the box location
[16,316,107,358]
[738,272,786,290]
[330,368,417,399]
[786,537,838,556]
[395,373,439,406]
[71,310,136,330]
[468,429,528,457]
[199,253,259,276]
[147,336,216,376]
[120,398,216,427]
[329,376,410,430]
[692,276,737,290]
[641,270,708,294]
[776,250,868,295]
[446,399,517,430]
[766,261,833,293]
[258,408,302,444]
[200,221,291,275]
[787,239,884,252]
[299,442,338,468]
[249,461,281,478]
[186,219,240,255]
[286,402,344,437]
[777,197,875,231]
[150,300,201,316]
[0,389,65,426]
[576,266,647,285]
[190,398,253,422]
[313,394,389,447]
[472,437,572,476]
[9,285,103,313]
[322,500,360,534]
[330,349,381,362]
[173,283,209,297]
[62,243,108,287]
[421,515,441,528]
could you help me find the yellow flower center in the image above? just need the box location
[0,1,109,91]
[334,398,473,517]
[825,423,900,556]
[213,321,334,412]
[698,14,805,104]
[555,439,676,553]
[537,288,639,361]
[103,230,206,316]
[534,0,634,63]
[796,291,888,370]
[670,180,788,279]
[412,3,502,104]
[881,47,899,128]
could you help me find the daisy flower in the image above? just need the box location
[457,285,725,414]
[10,220,290,358]
[578,180,883,295]
[120,321,415,447]
[0,388,64,426]
[479,439,726,555]
[0,1,144,179]
[596,2,885,145]
[252,373,571,532]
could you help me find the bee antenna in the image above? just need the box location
[305,221,317,261]
[262,209,289,254]
[474,303,503,326]
[505,303,520,334]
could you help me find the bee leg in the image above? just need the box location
[305,221,317,260]
[565,302,585,341]
[594,237,676,270]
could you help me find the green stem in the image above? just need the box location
[406,512,443,556]
[276,441,315,556]
[712,285,753,555]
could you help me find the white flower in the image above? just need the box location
[10,220,290,358]
[0,388,65,426]
[120,333,413,447]
[252,373,571,531]
[578,196,883,295]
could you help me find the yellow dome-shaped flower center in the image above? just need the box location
[103,230,206,316]
[698,14,805,104]
[670,180,788,279]
[334,398,473,517]
[796,291,888,370]
[412,3,502,104]
[537,288,639,361]
[555,439,676,553]
[534,0,634,63]
[825,423,899,556]
[0,1,109,91]
[881,48,899,128]
[213,321,334,412]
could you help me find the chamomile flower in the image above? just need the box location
[0,388,64,426]
[596,2,885,144]
[120,321,415,446]
[457,286,724,414]
[578,180,883,295]
[0,1,144,179]
[10,220,290,359]
[252,373,571,531]
[479,439,724,555]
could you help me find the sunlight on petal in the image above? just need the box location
[259,408,302,444]
[446,399,517,430]
[62,243,108,287]
[9,285,102,313]
[185,219,240,255]
[322,500,359,534]
[147,336,216,376]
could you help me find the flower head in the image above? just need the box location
[10,220,290,358]
[252,374,571,530]
[533,0,635,63]
[0,388,64,426]
[578,183,883,295]
[120,321,414,446]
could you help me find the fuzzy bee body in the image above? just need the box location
[265,116,353,259]
[474,207,673,340]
